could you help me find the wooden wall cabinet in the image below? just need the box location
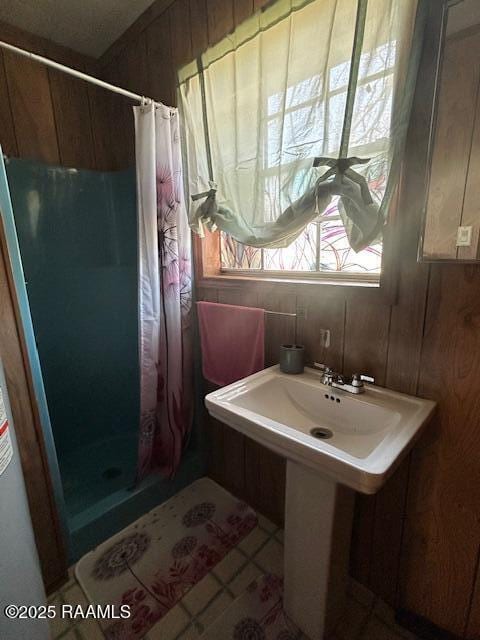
[421,6,480,261]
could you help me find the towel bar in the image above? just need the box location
[264,310,297,317]
[195,301,296,318]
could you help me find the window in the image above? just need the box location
[220,42,396,277]
[180,0,419,286]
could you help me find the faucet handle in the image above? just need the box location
[312,362,331,372]
[352,373,375,386]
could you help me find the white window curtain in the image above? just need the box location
[179,0,425,253]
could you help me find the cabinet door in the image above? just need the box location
[460,70,480,260]
[422,28,480,260]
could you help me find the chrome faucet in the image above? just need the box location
[311,363,374,395]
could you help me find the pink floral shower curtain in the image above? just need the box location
[134,102,193,480]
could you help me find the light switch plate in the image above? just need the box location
[456,226,473,247]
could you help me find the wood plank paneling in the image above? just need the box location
[3,52,59,164]
[0,20,100,170]
[369,460,410,606]
[204,414,227,484]
[245,438,285,526]
[189,0,209,58]
[88,84,122,170]
[212,287,256,499]
[146,13,176,107]
[221,425,246,495]
[234,0,254,26]
[343,300,390,385]
[203,380,245,497]
[401,264,480,637]
[370,5,443,607]
[99,39,147,169]
[196,286,218,302]
[343,299,390,588]
[118,37,150,96]
[0,50,17,156]
[466,559,480,639]
[254,0,270,10]
[349,493,376,586]
[47,49,96,169]
[0,23,58,164]
[102,58,136,167]
[207,0,234,45]
[258,288,296,366]
[217,287,258,307]
[296,292,345,371]
[170,0,193,69]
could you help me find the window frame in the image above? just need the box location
[193,158,400,304]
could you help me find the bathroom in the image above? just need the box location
[0,0,479,638]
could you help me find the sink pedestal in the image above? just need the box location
[284,461,355,639]
[205,365,435,636]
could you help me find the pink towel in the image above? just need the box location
[197,301,265,386]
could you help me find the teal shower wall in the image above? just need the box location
[5,158,139,458]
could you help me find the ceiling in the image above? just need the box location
[4,0,480,61]
[0,0,156,58]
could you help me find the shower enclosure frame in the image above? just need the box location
[0,43,193,567]
[0,147,70,576]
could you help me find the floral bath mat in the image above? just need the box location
[199,574,304,640]
[75,477,257,640]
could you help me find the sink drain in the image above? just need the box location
[310,427,333,440]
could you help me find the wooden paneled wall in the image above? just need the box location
[1,0,480,636]
[0,20,132,171]
[95,2,480,637]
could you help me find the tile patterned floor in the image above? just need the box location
[49,514,419,640]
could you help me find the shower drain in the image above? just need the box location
[310,427,333,440]
[102,467,122,480]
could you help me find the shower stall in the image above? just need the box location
[1,153,205,561]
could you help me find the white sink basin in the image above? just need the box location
[205,365,435,495]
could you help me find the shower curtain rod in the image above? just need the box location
[0,39,174,111]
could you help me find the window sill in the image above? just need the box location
[192,231,396,303]
[214,272,379,287]
[197,273,388,302]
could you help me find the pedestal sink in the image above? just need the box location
[205,365,435,639]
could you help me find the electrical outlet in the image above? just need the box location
[319,329,331,348]
[456,225,473,247]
